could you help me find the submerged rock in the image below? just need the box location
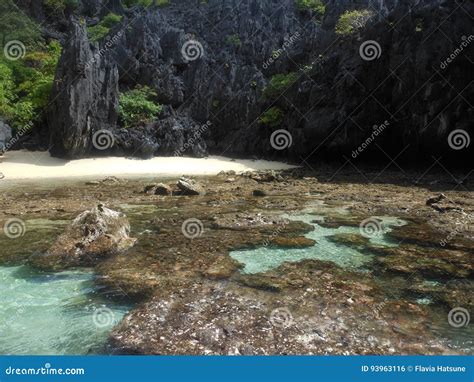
[327,233,372,250]
[109,260,457,355]
[271,236,316,249]
[29,204,136,270]
[373,245,473,280]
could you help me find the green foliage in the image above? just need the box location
[0,0,42,47]
[119,86,163,128]
[123,0,154,7]
[156,0,170,6]
[226,34,242,47]
[259,106,284,127]
[335,9,373,36]
[263,72,299,99]
[87,13,122,42]
[0,41,61,129]
[296,0,325,16]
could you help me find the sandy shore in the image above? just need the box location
[0,150,297,181]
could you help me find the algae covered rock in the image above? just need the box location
[29,204,136,270]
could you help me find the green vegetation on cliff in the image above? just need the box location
[87,13,123,42]
[0,0,61,131]
[119,86,163,128]
[335,9,374,36]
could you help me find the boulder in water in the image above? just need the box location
[29,204,136,270]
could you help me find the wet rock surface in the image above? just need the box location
[1,168,473,354]
[109,260,455,355]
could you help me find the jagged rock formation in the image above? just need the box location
[48,21,119,158]
[20,0,473,163]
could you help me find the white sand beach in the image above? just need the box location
[0,150,297,181]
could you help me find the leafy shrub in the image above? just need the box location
[0,40,61,130]
[296,0,325,16]
[259,106,284,127]
[87,13,122,42]
[119,86,163,128]
[0,0,42,46]
[123,0,154,7]
[335,9,374,36]
[43,0,78,14]
[263,72,299,99]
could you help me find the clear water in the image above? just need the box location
[0,266,129,355]
[230,214,406,274]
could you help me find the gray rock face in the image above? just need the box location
[39,0,472,163]
[48,20,119,159]
[0,120,12,153]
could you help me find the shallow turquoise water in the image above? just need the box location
[0,266,129,355]
[230,214,406,274]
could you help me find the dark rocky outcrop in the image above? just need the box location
[18,0,473,164]
[48,20,119,158]
[0,120,12,153]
